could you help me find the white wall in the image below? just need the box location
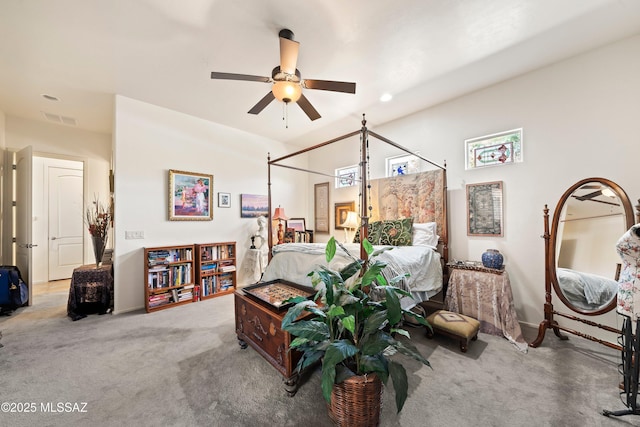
[112,96,307,314]
[315,34,640,342]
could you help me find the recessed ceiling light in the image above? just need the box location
[380,93,392,102]
[41,94,60,101]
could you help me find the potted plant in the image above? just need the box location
[282,237,431,425]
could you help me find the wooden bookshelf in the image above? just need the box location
[195,242,237,300]
[144,244,195,313]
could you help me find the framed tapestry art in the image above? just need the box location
[169,169,213,221]
[467,181,503,236]
[314,182,329,233]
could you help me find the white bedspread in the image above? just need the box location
[556,267,618,311]
[262,243,443,309]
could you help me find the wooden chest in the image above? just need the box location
[234,288,310,395]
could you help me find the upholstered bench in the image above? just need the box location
[425,310,480,353]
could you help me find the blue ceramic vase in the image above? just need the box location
[481,249,503,269]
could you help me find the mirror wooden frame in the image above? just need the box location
[530,177,635,350]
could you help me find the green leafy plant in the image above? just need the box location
[282,236,432,413]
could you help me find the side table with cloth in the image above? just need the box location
[445,268,528,352]
[67,264,114,321]
[244,248,268,283]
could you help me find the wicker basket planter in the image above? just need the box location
[328,373,383,427]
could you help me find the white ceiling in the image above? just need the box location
[1,0,639,146]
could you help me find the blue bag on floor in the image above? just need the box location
[0,266,28,308]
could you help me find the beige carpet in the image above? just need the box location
[1,288,639,427]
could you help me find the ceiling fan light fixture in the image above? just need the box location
[272,81,302,103]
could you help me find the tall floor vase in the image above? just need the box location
[92,235,106,268]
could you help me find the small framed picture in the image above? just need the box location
[284,228,296,243]
[218,192,231,208]
[169,169,213,221]
[335,201,356,230]
[287,218,306,232]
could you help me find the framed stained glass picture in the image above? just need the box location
[335,165,359,188]
[465,128,523,170]
[385,154,421,177]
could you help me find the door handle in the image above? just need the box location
[51,237,57,240]
[18,243,37,248]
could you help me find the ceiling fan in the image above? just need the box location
[211,29,356,121]
[572,185,619,205]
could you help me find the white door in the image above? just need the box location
[15,146,33,304]
[48,166,83,280]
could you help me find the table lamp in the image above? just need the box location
[273,206,289,244]
[340,211,359,243]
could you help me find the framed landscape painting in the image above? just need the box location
[241,194,269,218]
[287,218,306,232]
[169,169,213,221]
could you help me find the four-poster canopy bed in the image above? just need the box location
[263,115,449,308]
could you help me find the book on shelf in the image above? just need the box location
[200,247,212,261]
[201,263,217,271]
[148,292,171,308]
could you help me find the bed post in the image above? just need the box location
[359,114,369,261]
[267,152,273,261]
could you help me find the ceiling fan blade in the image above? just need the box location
[304,79,356,94]
[575,190,603,201]
[248,92,275,115]
[279,36,299,75]
[211,72,270,83]
[297,94,321,121]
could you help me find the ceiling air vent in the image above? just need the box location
[41,111,77,126]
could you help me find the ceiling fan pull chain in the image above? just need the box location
[283,102,289,128]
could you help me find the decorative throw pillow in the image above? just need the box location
[378,218,413,246]
[412,222,439,247]
[353,221,383,244]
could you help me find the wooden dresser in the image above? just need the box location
[234,286,310,396]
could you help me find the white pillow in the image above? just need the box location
[412,222,439,247]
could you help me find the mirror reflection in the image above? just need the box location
[553,180,630,313]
